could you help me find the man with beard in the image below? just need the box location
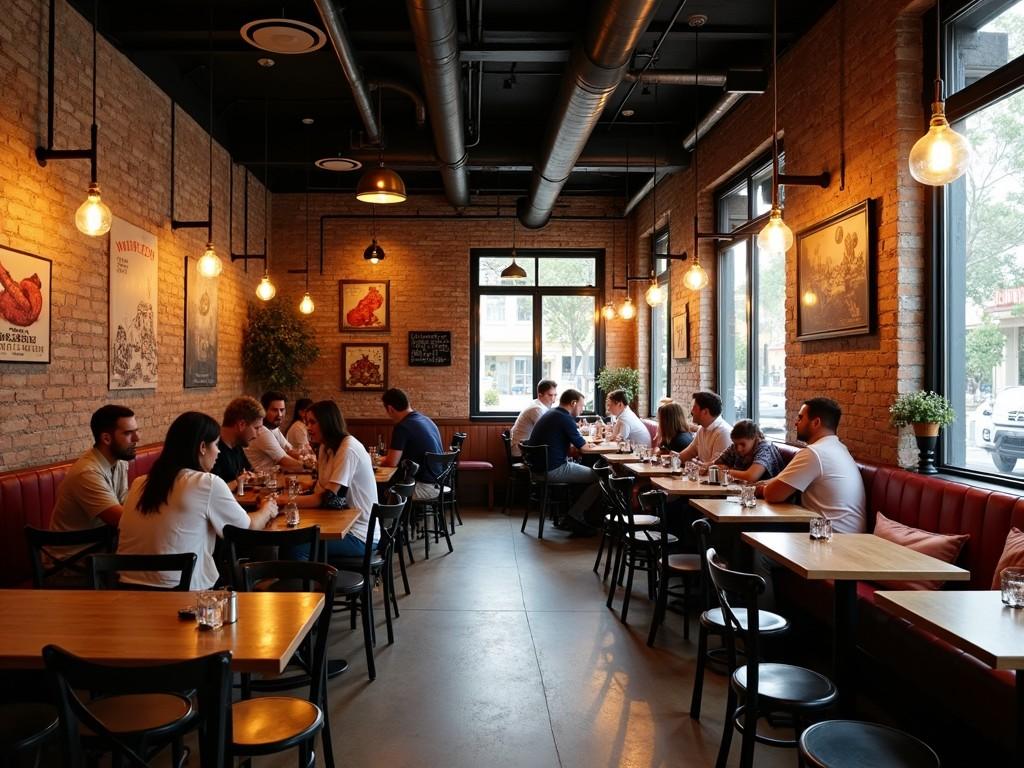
[244,391,306,474]
[211,396,265,491]
[50,404,140,532]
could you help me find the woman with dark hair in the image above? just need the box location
[292,400,379,558]
[656,401,694,453]
[117,411,278,589]
[713,419,785,482]
[285,398,314,453]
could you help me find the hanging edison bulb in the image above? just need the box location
[255,270,276,301]
[909,104,972,185]
[196,241,223,278]
[618,296,637,320]
[757,208,794,255]
[299,292,315,315]
[645,279,666,307]
[601,301,617,320]
[683,261,709,291]
[74,182,112,236]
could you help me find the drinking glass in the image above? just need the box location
[722,470,733,487]
[810,517,833,541]
[196,590,225,630]
[265,474,278,494]
[740,484,757,507]
[285,503,300,527]
[686,461,699,482]
[670,454,682,474]
[1001,568,1024,607]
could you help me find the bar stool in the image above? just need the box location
[799,720,941,768]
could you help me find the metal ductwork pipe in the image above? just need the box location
[683,91,744,150]
[314,0,380,145]
[521,0,660,228]
[406,0,470,208]
[370,80,427,128]
[624,71,727,87]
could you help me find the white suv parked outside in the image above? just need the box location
[976,386,1024,472]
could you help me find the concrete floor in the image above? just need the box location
[247,508,794,768]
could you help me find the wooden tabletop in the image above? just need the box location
[580,441,620,455]
[266,507,359,539]
[374,465,397,484]
[0,590,323,674]
[690,498,821,524]
[621,462,676,477]
[600,452,643,464]
[875,590,1024,671]
[742,532,972,582]
[651,476,742,497]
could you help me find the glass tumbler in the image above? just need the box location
[196,590,225,630]
[686,461,699,482]
[285,503,301,527]
[740,484,757,507]
[1001,568,1024,607]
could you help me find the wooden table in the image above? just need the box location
[743,531,971,712]
[267,507,359,539]
[651,476,741,497]
[580,441,620,455]
[601,452,642,465]
[0,590,323,674]
[875,590,1024,759]
[374,465,397,484]
[691,498,819,524]
[621,462,675,477]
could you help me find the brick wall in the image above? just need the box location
[0,0,265,470]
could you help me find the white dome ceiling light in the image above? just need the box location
[241,19,327,55]
[315,157,363,172]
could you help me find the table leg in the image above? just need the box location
[833,580,858,715]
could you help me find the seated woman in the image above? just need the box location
[117,411,278,590]
[285,397,314,454]
[292,400,380,559]
[713,419,785,482]
[656,401,694,453]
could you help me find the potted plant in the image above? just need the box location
[242,301,321,391]
[596,366,641,410]
[889,391,955,474]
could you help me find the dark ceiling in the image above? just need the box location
[73,0,837,205]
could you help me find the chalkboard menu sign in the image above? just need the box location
[408,331,452,366]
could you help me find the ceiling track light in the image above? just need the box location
[35,0,112,237]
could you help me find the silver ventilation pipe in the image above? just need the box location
[683,91,744,150]
[624,71,727,86]
[406,0,470,208]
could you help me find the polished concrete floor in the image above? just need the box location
[249,508,795,768]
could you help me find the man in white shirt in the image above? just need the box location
[511,380,558,456]
[244,391,306,474]
[758,397,866,533]
[677,391,732,464]
[606,389,652,447]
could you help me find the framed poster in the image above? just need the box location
[672,308,689,359]
[796,199,875,341]
[109,217,158,389]
[409,331,451,366]
[342,343,388,391]
[0,244,51,364]
[339,280,390,332]
[184,256,219,388]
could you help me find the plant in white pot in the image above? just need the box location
[889,391,955,474]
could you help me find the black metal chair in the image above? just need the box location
[43,645,232,768]
[592,463,658,579]
[447,431,467,530]
[799,720,941,768]
[0,701,59,767]
[518,443,570,539]
[89,552,197,591]
[25,525,118,588]
[409,452,457,558]
[233,560,338,768]
[384,480,417,601]
[708,546,837,768]
[395,460,420,574]
[500,429,530,516]
[222,523,322,587]
[644,489,701,645]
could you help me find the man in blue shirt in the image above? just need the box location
[380,387,444,499]
[526,388,600,535]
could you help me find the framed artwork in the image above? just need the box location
[184,255,219,388]
[339,279,390,332]
[0,244,51,364]
[342,342,388,391]
[672,308,689,360]
[796,199,875,341]
[109,217,158,389]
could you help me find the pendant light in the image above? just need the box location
[356,88,406,203]
[195,11,223,278]
[645,101,667,308]
[256,98,276,300]
[601,301,617,320]
[682,15,710,291]
[500,189,527,279]
[618,296,637,320]
[74,0,111,236]
[363,205,386,263]
[908,0,972,185]
[299,172,314,314]
[756,0,794,257]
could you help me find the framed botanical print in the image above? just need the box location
[342,343,388,391]
[339,280,390,332]
[109,218,158,388]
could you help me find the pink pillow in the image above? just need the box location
[872,512,970,591]
[990,527,1024,590]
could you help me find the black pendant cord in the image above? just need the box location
[264,95,270,272]
[304,168,310,292]
[771,0,780,210]
[90,0,98,182]
[652,83,658,279]
[206,2,214,243]
[693,20,699,258]
[933,0,944,103]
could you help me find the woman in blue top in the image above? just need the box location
[713,419,785,482]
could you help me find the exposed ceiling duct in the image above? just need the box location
[682,91,744,150]
[406,0,470,208]
[520,0,660,229]
[624,71,726,86]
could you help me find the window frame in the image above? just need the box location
[470,248,605,420]
[649,227,671,414]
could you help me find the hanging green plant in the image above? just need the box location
[242,300,320,391]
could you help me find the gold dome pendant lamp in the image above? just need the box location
[356,88,406,203]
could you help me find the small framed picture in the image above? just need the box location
[672,308,689,359]
[342,343,388,391]
[0,244,52,364]
[339,280,390,332]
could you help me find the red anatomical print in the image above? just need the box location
[346,286,384,327]
[0,261,43,327]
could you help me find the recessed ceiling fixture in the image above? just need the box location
[256,57,275,68]
[621,108,635,118]
[240,18,326,55]
[315,157,362,172]
[301,117,315,125]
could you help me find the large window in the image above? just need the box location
[472,250,602,416]
[940,0,1024,481]
[650,228,671,413]
[716,157,787,437]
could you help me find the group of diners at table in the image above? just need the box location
[47,386,448,590]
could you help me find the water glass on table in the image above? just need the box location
[809,516,833,541]
[685,461,699,482]
[1001,568,1024,607]
[196,590,225,630]
[285,502,301,527]
[740,484,757,508]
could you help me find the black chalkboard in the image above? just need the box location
[408,331,452,366]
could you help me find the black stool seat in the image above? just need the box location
[799,720,941,768]
[703,607,789,633]
[331,553,384,571]
[0,702,59,752]
[333,570,366,595]
[232,696,322,753]
[733,663,837,709]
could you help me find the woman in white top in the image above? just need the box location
[285,398,314,453]
[292,400,379,559]
[117,411,278,590]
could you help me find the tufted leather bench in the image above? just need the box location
[0,444,163,587]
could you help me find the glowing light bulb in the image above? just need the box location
[256,273,276,301]
[909,103,972,185]
[196,242,223,278]
[601,301,617,321]
[618,297,637,320]
[683,261,709,291]
[645,281,667,307]
[757,208,794,255]
[299,292,315,315]
[74,183,112,236]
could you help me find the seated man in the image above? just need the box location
[211,396,264,491]
[677,391,732,464]
[244,390,306,474]
[510,379,558,457]
[50,404,140,534]
[606,389,652,447]
[526,389,601,535]
[379,387,444,500]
